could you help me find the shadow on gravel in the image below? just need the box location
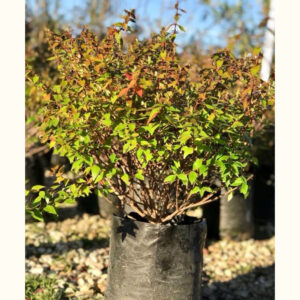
[202,264,275,300]
[26,237,109,258]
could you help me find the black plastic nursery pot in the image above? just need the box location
[105,214,207,300]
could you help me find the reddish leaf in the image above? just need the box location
[94,64,102,73]
[147,112,158,124]
[135,87,143,97]
[243,99,248,110]
[118,87,129,98]
[124,73,132,80]
[198,93,206,101]
[242,88,251,99]
[107,27,117,35]
[128,79,137,89]
[43,93,51,101]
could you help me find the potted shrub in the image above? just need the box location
[26,6,274,299]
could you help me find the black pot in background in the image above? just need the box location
[105,214,207,300]
[219,183,254,241]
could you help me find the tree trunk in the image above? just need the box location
[260,0,275,81]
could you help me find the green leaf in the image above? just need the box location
[178,173,188,185]
[53,85,61,93]
[121,173,130,185]
[164,174,176,183]
[102,113,112,127]
[200,130,209,138]
[208,113,215,121]
[174,160,180,168]
[64,198,76,204]
[32,196,42,205]
[240,183,248,197]
[115,31,122,45]
[49,140,56,148]
[31,185,44,192]
[232,163,239,176]
[91,165,101,181]
[123,141,131,153]
[251,65,260,76]
[137,148,144,163]
[146,110,161,126]
[144,123,160,135]
[199,164,208,176]
[135,170,144,181]
[188,171,197,184]
[228,192,233,201]
[30,210,43,221]
[232,121,243,128]
[149,139,157,147]
[109,153,116,163]
[33,75,39,83]
[123,139,137,153]
[231,177,243,186]
[128,123,136,131]
[43,205,58,215]
[216,60,223,68]
[193,159,203,171]
[200,186,213,197]
[83,155,93,166]
[189,186,201,195]
[107,168,116,179]
[72,159,83,172]
[70,184,77,194]
[140,140,150,146]
[144,149,153,162]
[182,146,194,159]
[94,190,103,197]
[216,160,226,172]
[82,186,90,195]
[179,130,191,145]
[178,25,185,32]
[83,134,90,144]
[160,50,167,59]
[95,171,104,183]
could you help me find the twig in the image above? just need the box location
[161,174,254,223]
[175,178,179,211]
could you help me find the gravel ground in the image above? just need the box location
[25,213,274,300]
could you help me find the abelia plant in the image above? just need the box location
[26,8,274,223]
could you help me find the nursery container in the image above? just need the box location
[219,182,254,240]
[105,214,207,300]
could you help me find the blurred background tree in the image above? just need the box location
[26,0,272,53]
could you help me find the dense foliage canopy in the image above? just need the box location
[26,9,274,223]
